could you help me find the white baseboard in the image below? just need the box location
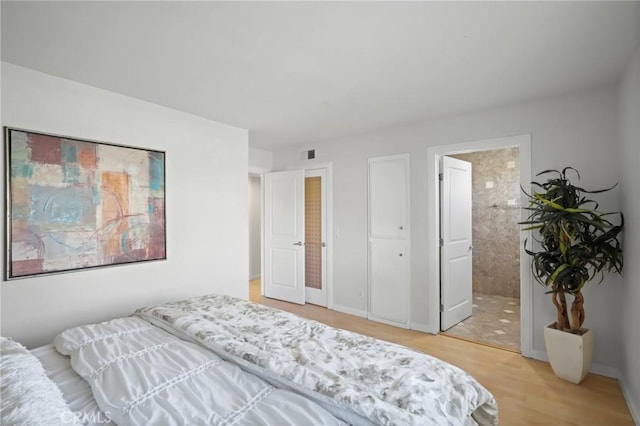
[410,322,436,334]
[590,363,621,379]
[620,377,640,425]
[331,304,367,318]
[531,349,620,379]
[367,314,410,329]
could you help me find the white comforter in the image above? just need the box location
[136,294,499,426]
[54,317,345,426]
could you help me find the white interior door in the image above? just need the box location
[304,168,327,307]
[264,170,305,304]
[368,154,410,326]
[440,156,473,331]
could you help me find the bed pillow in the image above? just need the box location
[0,336,77,425]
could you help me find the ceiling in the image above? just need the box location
[2,2,639,151]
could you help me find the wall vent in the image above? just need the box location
[300,149,316,160]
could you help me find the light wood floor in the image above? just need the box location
[249,279,634,425]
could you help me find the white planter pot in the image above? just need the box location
[543,323,594,384]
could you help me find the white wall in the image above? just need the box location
[249,147,273,174]
[1,63,249,347]
[248,175,261,280]
[618,48,640,423]
[273,84,624,374]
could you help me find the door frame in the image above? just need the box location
[261,163,334,310]
[426,134,533,357]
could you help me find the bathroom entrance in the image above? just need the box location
[442,147,522,352]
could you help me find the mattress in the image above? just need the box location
[136,294,498,425]
[53,317,346,426]
[20,294,497,425]
[30,344,115,426]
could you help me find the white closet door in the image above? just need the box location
[368,154,410,326]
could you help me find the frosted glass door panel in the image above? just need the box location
[305,177,322,289]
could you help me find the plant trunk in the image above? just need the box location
[551,282,571,331]
[570,291,585,332]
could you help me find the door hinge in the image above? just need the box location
[439,238,444,247]
[438,173,443,181]
[440,304,444,312]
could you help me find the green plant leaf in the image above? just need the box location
[519,167,624,325]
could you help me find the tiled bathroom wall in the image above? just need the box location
[451,148,520,298]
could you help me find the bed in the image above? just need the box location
[1,294,498,425]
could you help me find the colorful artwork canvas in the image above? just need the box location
[5,128,166,279]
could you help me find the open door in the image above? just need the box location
[440,156,473,331]
[264,170,305,304]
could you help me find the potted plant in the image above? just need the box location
[521,167,623,384]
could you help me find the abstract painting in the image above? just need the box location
[5,128,166,279]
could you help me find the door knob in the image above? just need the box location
[293,241,304,246]
[321,242,326,247]
[469,245,474,251]
[399,253,404,257]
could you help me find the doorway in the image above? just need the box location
[442,148,522,351]
[249,175,262,280]
[427,134,532,357]
[262,165,332,308]
[248,174,262,300]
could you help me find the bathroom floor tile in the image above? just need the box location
[443,292,520,351]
